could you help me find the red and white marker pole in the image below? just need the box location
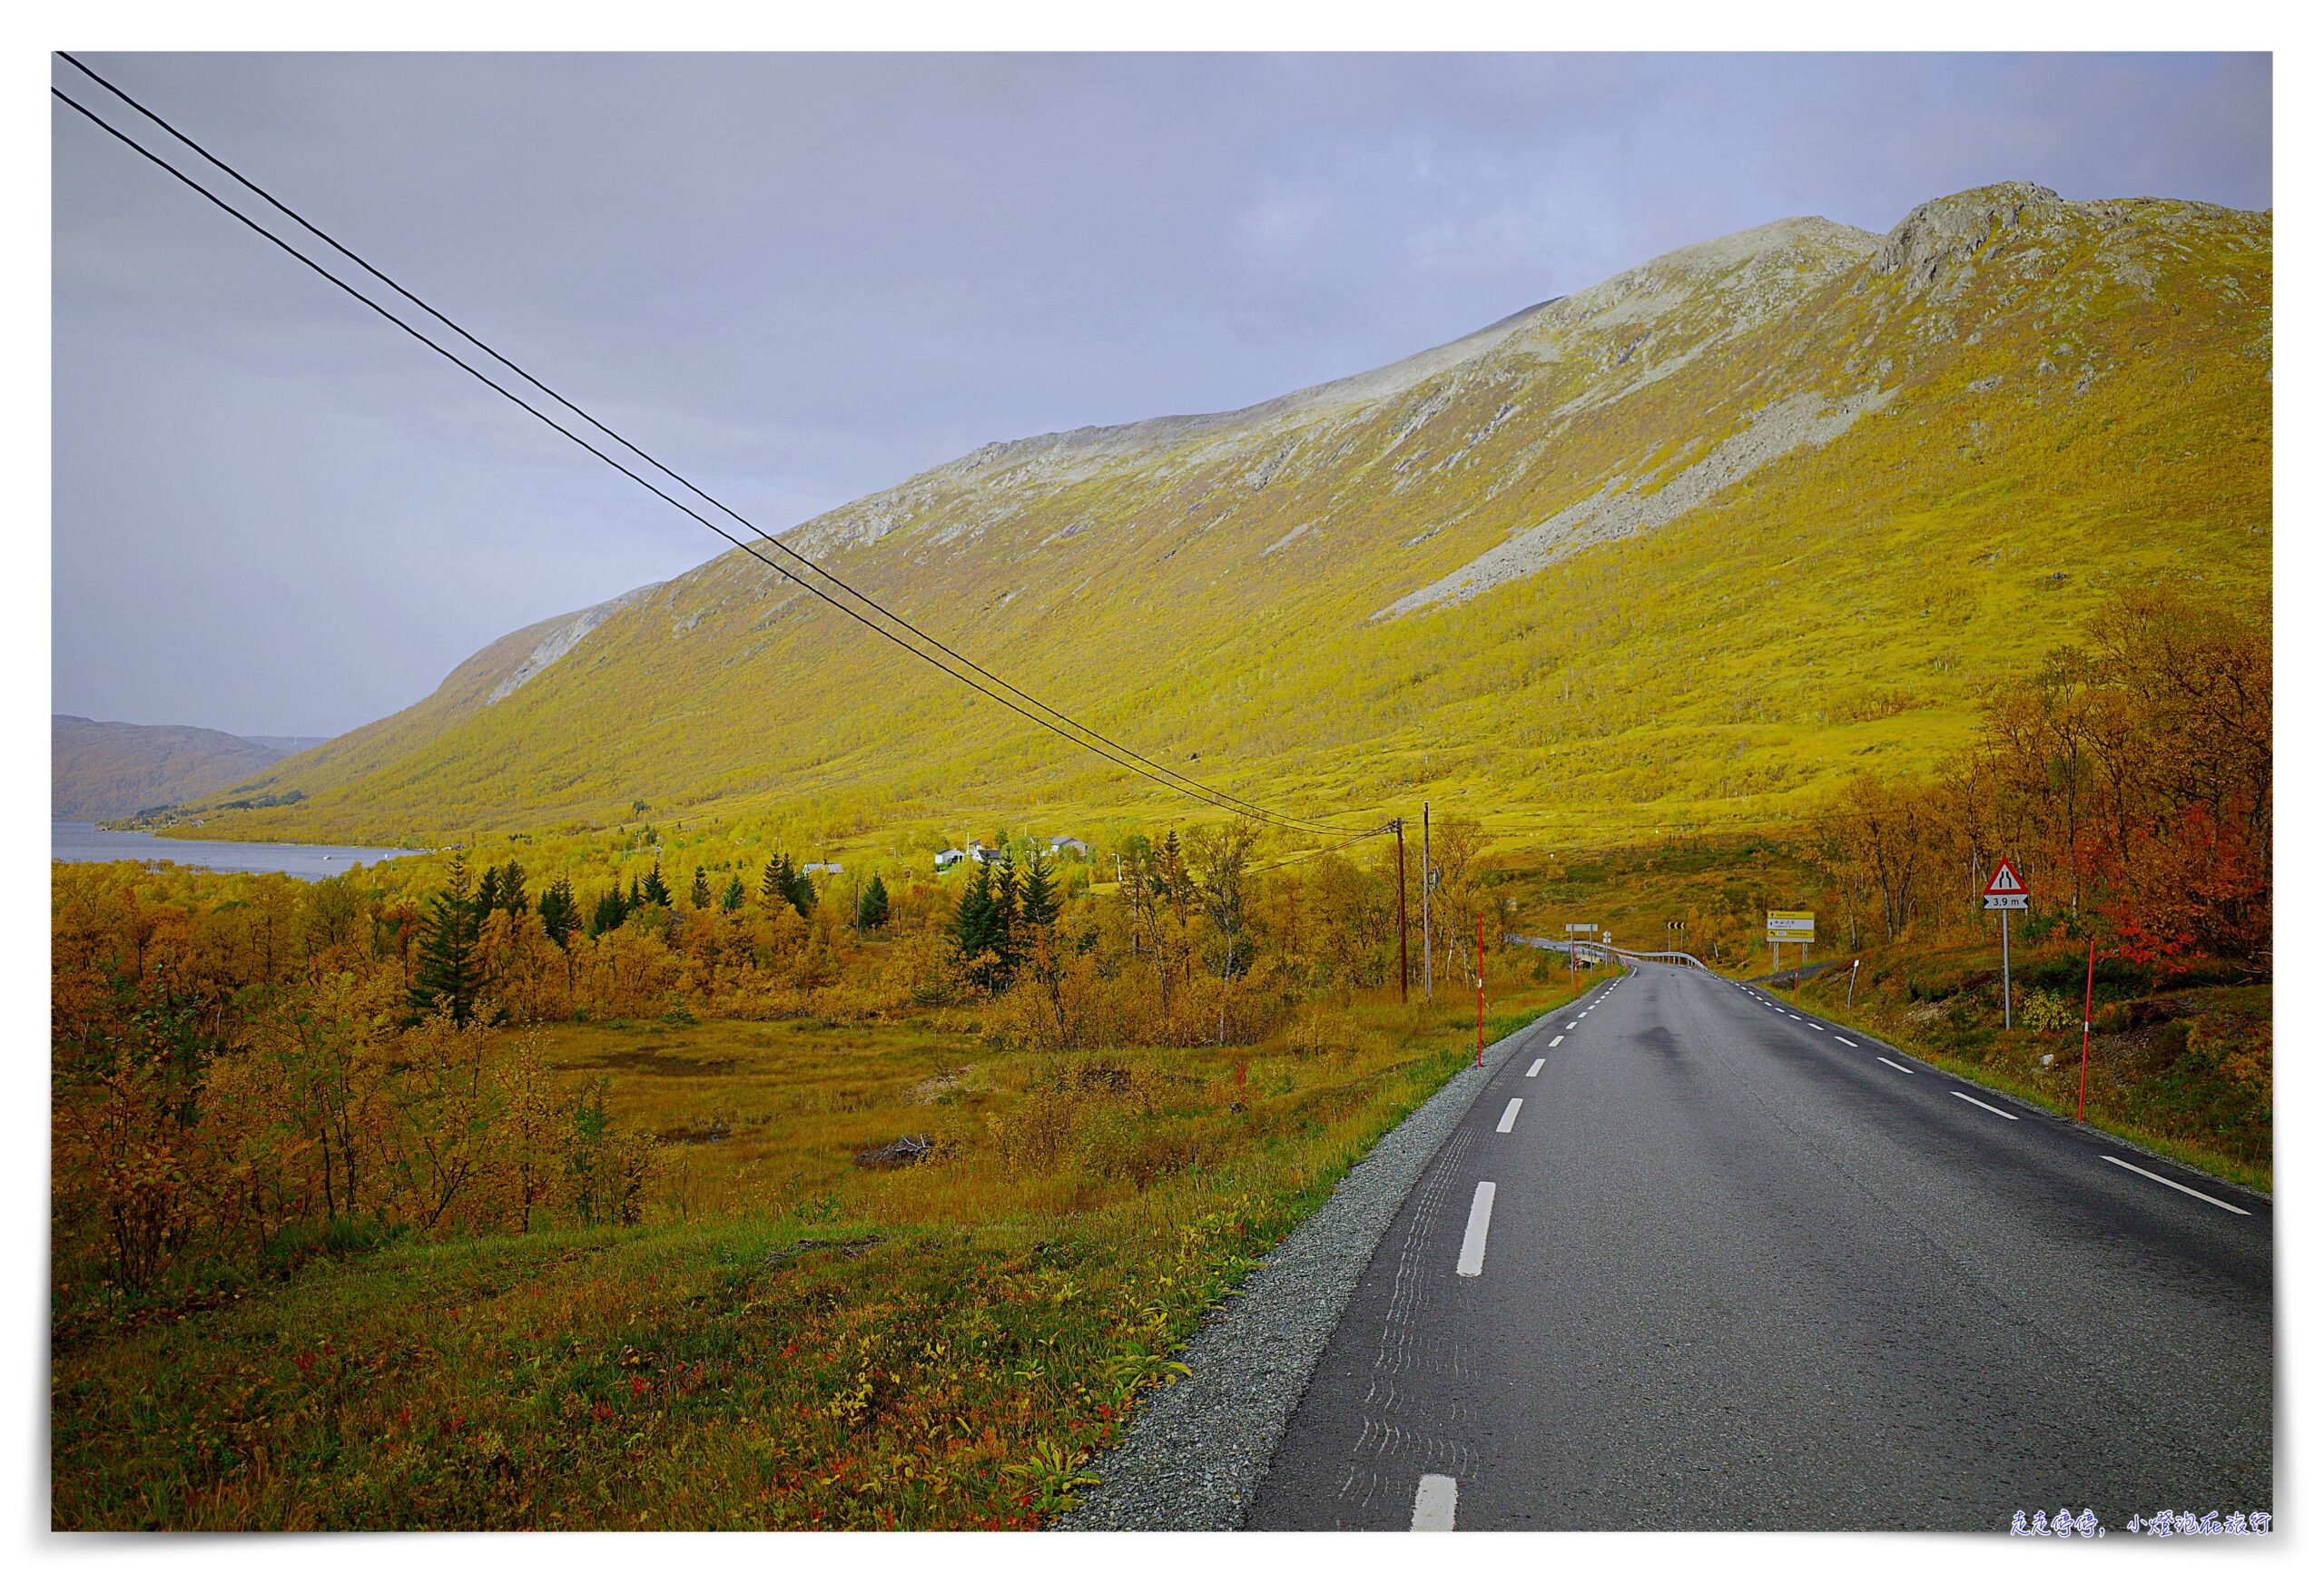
[2078,938,2096,1122]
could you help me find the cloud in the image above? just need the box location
[51,51,2270,735]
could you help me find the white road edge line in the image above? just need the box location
[1525,1057,1545,1077]
[1412,1473,1459,1530]
[2102,1155,2251,1215]
[1877,1056,1913,1073]
[1550,1035,1565,1047]
[1496,1097,1523,1134]
[1952,1089,2019,1121]
[1835,1037,1858,1047]
[1456,1182,1497,1277]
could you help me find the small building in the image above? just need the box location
[1048,836,1090,860]
[803,861,842,876]
[934,847,967,871]
[967,840,1003,865]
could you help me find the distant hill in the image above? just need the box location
[243,734,332,756]
[188,182,2270,851]
[51,715,309,821]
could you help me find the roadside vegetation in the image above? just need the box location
[1526,586,2270,1186]
[52,816,1588,1529]
[52,565,2268,1525]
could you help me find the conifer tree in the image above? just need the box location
[720,873,746,912]
[476,862,503,918]
[497,860,529,917]
[763,852,814,919]
[1157,829,1188,916]
[538,875,578,947]
[990,853,1023,983]
[857,873,891,930]
[643,861,673,908]
[1021,850,1060,930]
[411,853,484,1024]
[589,887,630,939]
[628,877,644,910]
[690,866,713,909]
[953,860,998,988]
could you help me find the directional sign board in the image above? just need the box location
[1766,911,1815,943]
[1984,860,2030,910]
[1564,923,1596,935]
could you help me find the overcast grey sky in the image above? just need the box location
[51,52,2270,738]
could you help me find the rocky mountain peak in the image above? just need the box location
[1873,182,2067,288]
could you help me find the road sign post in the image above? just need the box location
[1765,913,1814,986]
[1983,861,2030,1030]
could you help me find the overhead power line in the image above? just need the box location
[1247,821,1400,876]
[53,55,1381,841]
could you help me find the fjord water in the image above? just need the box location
[51,821,419,880]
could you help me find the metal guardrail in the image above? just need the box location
[1504,935,1710,972]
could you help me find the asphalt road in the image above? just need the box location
[1246,962,2273,1531]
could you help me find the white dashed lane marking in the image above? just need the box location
[1412,1473,1459,1530]
[1549,1035,1564,1047]
[1456,1182,1497,1277]
[1835,1037,1858,1047]
[2102,1155,2250,1215]
[1525,1057,1545,1077]
[1877,1056,1913,1074]
[1952,1090,2020,1121]
[1496,1098,1523,1134]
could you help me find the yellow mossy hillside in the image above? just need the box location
[185,185,2269,864]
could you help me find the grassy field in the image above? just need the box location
[51,973,1594,1529]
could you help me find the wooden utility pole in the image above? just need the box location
[1395,818,1409,1003]
[1474,909,1485,1066]
[1422,801,1433,1001]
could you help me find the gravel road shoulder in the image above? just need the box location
[1056,998,1573,1530]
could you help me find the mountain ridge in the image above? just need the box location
[184,182,2272,855]
[52,714,298,821]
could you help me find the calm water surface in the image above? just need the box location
[52,821,422,880]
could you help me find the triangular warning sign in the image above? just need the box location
[1985,860,2028,897]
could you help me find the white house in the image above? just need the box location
[967,840,1003,865]
[1048,836,1090,859]
[933,847,967,871]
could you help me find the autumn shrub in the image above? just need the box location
[2014,988,2077,1034]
